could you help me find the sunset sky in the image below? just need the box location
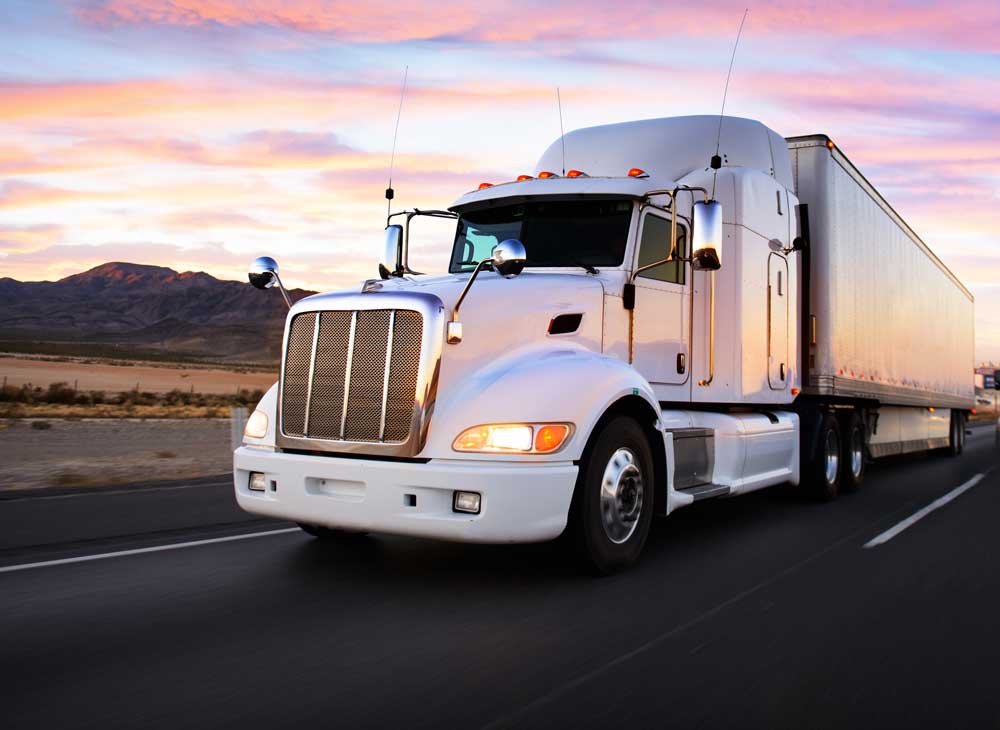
[1,1,998,360]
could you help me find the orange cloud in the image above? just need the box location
[0,181,109,209]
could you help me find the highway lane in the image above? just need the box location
[1,425,998,729]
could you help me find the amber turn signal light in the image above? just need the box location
[534,424,570,453]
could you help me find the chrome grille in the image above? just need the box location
[281,309,423,443]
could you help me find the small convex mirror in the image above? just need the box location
[248,256,279,289]
[691,200,723,271]
[491,239,527,278]
[379,224,404,279]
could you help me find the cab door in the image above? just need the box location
[768,253,789,389]
[631,210,690,392]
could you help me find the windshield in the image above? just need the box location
[449,199,633,273]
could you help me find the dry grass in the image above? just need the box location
[0,403,231,419]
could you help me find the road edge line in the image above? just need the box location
[0,527,301,574]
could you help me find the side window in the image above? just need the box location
[636,214,686,284]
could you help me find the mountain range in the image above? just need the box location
[0,262,316,363]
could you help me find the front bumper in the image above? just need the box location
[233,447,578,543]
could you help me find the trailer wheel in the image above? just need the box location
[298,523,367,540]
[948,411,965,457]
[807,413,842,500]
[839,413,866,492]
[570,416,655,574]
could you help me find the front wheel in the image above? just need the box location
[570,416,655,574]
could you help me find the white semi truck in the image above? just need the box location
[234,115,974,572]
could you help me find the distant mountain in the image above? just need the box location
[0,262,316,363]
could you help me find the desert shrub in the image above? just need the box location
[1,385,40,404]
[45,382,77,404]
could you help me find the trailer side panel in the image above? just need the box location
[790,138,974,409]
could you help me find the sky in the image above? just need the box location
[1,0,998,361]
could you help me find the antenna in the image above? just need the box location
[386,66,408,221]
[557,87,566,176]
[711,8,749,199]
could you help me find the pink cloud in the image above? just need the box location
[0,224,65,254]
[77,0,1000,49]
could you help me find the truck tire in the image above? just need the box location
[298,523,367,540]
[806,412,842,500]
[839,412,866,492]
[570,415,655,574]
[948,411,965,457]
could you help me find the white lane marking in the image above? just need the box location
[0,527,300,574]
[864,473,986,549]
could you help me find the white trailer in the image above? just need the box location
[234,115,974,572]
[789,136,974,459]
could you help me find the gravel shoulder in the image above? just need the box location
[0,419,235,492]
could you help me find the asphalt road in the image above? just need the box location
[2,425,998,729]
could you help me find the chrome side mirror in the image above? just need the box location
[379,224,403,279]
[248,256,292,308]
[691,200,723,271]
[249,256,278,289]
[491,238,527,278]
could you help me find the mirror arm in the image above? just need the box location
[270,271,293,309]
[452,259,491,323]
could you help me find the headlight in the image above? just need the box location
[243,409,269,440]
[452,423,573,454]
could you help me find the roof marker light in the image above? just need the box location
[537,171,557,179]
[826,139,835,150]
[516,174,534,182]
[478,182,493,190]
[566,169,588,178]
[628,168,648,178]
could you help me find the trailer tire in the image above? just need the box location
[298,523,368,540]
[806,413,842,500]
[570,416,654,574]
[839,412,866,492]
[948,411,965,457]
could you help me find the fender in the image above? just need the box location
[421,343,660,461]
[241,381,279,450]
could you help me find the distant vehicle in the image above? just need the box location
[974,367,999,390]
[236,115,974,572]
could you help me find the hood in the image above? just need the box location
[367,269,604,352]
[294,269,606,401]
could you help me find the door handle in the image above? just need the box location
[677,352,686,374]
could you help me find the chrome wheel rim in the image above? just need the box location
[850,427,863,478]
[824,429,840,486]
[600,447,644,545]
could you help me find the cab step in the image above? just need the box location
[675,483,731,501]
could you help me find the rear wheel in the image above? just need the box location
[570,416,655,574]
[839,412,866,492]
[806,413,841,500]
[948,411,965,457]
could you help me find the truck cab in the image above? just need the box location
[234,115,970,572]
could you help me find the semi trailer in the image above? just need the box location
[234,115,974,572]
